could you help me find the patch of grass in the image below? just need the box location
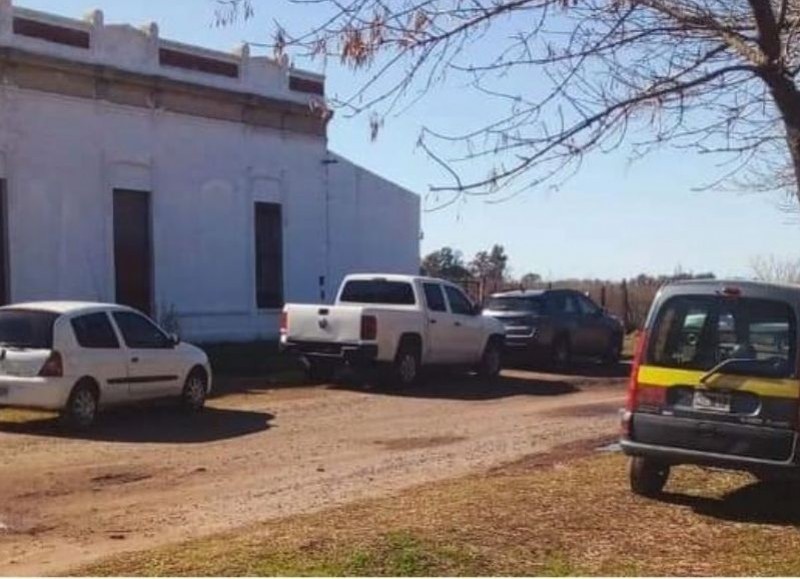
[0,408,55,423]
[79,446,800,577]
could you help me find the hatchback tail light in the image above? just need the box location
[360,315,378,341]
[39,351,63,378]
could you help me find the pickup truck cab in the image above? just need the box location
[280,274,506,385]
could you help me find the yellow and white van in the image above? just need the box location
[621,280,798,496]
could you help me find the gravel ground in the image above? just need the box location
[0,365,627,575]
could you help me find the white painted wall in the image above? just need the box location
[0,86,420,342]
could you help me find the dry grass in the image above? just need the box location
[0,408,56,423]
[79,438,800,576]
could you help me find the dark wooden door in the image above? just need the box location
[113,189,152,315]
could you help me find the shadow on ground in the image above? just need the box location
[503,357,632,379]
[0,405,274,443]
[660,479,800,526]
[330,371,581,401]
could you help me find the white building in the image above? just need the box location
[0,2,421,342]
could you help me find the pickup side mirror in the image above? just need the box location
[472,303,483,316]
[168,333,181,347]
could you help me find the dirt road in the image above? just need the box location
[0,366,627,575]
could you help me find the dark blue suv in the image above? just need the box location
[483,289,624,367]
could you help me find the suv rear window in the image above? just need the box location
[339,280,416,305]
[485,296,543,314]
[0,309,58,349]
[648,295,796,378]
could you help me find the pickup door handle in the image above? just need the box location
[454,322,462,327]
[430,319,438,325]
[131,357,139,363]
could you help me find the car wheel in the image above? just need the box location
[629,456,670,497]
[477,339,503,379]
[551,336,572,370]
[181,369,207,412]
[61,381,98,430]
[603,335,623,365]
[391,342,420,387]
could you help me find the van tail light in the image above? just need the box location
[39,351,63,378]
[625,330,648,412]
[360,315,378,341]
[280,311,288,335]
[623,330,649,436]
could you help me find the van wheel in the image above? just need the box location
[629,456,670,497]
[391,342,420,387]
[477,339,503,380]
[61,382,98,430]
[181,369,207,412]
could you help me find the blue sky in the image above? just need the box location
[17,0,800,281]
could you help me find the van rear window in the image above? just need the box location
[339,280,416,305]
[0,310,58,349]
[648,296,796,378]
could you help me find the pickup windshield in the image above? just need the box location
[339,280,416,305]
[648,295,796,378]
[0,310,58,349]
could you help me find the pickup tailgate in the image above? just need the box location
[284,304,365,344]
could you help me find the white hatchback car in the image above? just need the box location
[0,302,212,429]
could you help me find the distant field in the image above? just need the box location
[81,439,800,577]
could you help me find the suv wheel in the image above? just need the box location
[552,336,571,369]
[603,335,623,365]
[477,339,503,379]
[629,456,670,497]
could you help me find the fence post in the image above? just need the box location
[600,285,607,308]
[622,279,630,331]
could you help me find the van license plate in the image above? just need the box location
[693,390,731,413]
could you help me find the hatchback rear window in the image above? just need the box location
[0,309,58,349]
[339,280,416,305]
[648,295,796,378]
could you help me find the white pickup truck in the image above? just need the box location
[280,274,506,385]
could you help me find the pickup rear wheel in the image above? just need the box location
[306,358,336,383]
[391,342,420,387]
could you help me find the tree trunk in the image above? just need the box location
[765,73,800,206]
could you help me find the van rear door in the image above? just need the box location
[632,293,799,461]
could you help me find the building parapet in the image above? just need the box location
[0,1,326,112]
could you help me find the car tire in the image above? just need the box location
[61,381,99,430]
[306,358,336,383]
[391,341,420,387]
[477,339,503,380]
[629,456,670,497]
[551,336,572,370]
[181,369,208,412]
[603,334,623,365]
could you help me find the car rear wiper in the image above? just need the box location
[699,357,760,384]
